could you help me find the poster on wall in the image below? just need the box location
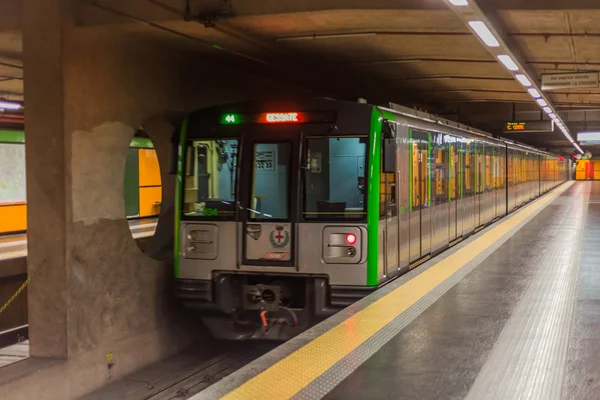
[0,143,26,203]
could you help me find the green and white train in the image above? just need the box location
[173,98,569,340]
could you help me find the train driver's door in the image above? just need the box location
[241,140,297,266]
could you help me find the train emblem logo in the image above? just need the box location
[269,226,290,248]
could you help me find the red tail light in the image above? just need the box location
[345,233,357,246]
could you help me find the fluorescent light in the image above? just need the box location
[528,89,541,98]
[543,107,552,114]
[448,0,469,5]
[469,21,500,48]
[0,101,21,110]
[536,98,547,107]
[515,74,532,86]
[549,113,556,119]
[498,55,519,71]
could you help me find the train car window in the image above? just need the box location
[183,139,239,219]
[303,137,367,220]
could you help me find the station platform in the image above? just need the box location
[0,218,157,261]
[194,181,598,400]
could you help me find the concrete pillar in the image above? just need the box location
[18,1,315,396]
[22,0,72,359]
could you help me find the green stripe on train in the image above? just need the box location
[367,107,383,286]
[174,118,188,278]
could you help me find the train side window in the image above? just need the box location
[183,139,239,218]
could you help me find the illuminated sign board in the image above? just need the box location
[577,132,600,146]
[542,72,599,91]
[220,111,336,125]
[503,120,554,133]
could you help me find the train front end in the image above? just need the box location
[173,100,382,340]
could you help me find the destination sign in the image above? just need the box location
[542,72,599,91]
[220,111,337,125]
[503,120,554,133]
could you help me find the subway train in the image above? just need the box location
[172,98,570,340]
[0,129,162,235]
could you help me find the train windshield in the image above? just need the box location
[303,136,368,220]
[182,139,239,219]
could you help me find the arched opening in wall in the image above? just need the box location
[0,129,26,238]
[124,129,162,252]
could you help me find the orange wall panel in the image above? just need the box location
[139,186,162,217]
[138,149,162,187]
[0,203,27,233]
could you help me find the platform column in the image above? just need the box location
[22,0,73,359]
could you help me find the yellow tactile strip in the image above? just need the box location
[222,182,574,400]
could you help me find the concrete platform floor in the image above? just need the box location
[196,182,600,400]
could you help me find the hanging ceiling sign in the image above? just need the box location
[577,132,600,146]
[503,120,554,133]
[542,72,599,90]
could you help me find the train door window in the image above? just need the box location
[449,137,456,201]
[433,134,448,204]
[183,139,239,218]
[478,143,485,194]
[464,141,474,197]
[411,139,420,209]
[250,143,291,220]
[507,150,513,187]
[421,136,429,208]
[474,142,483,195]
[485,145,492,192]
[500,149,506,189]
[380,171,396,218]
[410,130,429,210]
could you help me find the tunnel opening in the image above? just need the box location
[124,128,162,253]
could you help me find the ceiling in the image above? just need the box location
[4,0,600,154]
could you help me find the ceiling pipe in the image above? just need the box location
[84,0,268,64]
[275,31,600,43]
[386,75,514,81]
[274,31,471,42]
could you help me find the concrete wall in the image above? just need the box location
[2,4,314,397]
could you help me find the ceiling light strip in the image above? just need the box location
[445,0,582,153]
